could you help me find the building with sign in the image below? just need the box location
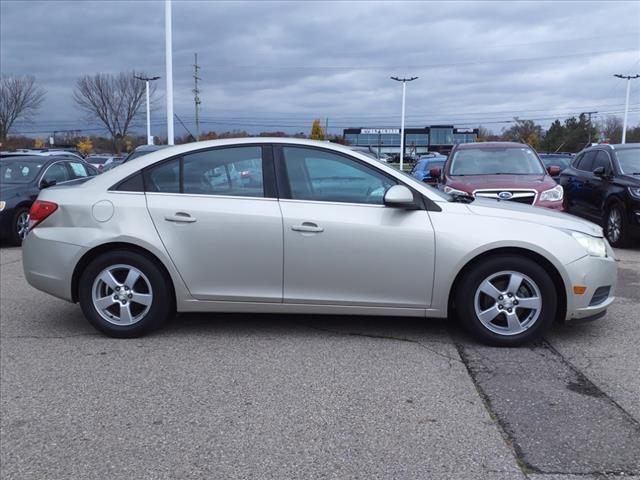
[343,126,478,156]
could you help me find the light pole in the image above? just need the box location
[614,74,639,144]
[134,75,160,145]
[391,76,418,171]
[165,0,175,145]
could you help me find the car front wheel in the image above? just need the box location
[455,255,557,346]
[605,203,630,248]
[78,250,174,337]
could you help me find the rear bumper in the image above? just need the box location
[563,250,617,321]
[22,231,82,302]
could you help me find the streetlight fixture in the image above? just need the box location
[614,74,639,144]
[165,0,175,145]
[134,75,161,145]
[391,76,418,171]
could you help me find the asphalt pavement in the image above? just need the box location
[1,245,639,480]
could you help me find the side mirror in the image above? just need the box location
[39,178,57,189]
[592,166,607,177]
[384,185,416,209]
[429,167,442,181]
[547,166,561,176]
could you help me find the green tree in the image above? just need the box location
[540,120,565,153]
[310,119,325,140]
[557,114,598,152]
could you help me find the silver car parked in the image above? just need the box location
[22,138,617,346]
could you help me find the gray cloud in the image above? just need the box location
[1,0,639,138]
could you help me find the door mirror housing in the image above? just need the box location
[384,185,416,209]
[547,166,561,177]
[429,166,442,181]
[39,178,57,189]
[592,166,607,177]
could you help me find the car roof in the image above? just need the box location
[134,145,169,152]
[455,141,526,150]
[0,155,59,164]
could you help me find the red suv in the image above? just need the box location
[430,142,564,210]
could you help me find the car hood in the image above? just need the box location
[448,174,555,193]
[466,197,603,237]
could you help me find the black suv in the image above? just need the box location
[559,143,640,247]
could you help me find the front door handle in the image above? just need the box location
[164,212,197,223]
[291,222,324,233]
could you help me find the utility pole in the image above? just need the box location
[614,74,639,144]
[391,76,418,171]
[134,75,161,145]
[165,0,174,145]
[193,53,201,141]
[583,111,597,146]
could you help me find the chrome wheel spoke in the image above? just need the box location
[99,271,120,290]
[516,296,541,310]
[95,295,116,310]
[119,303,133,324]
[130,292,152,306]
[507,273,523,295]
[505,311,521,331]
[479,280,501,300]
[478,305,500,324]
[124,269,140,288]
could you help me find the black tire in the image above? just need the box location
[78,250,174,338]
[9,207,30,246]
[455,255,557,347]
[604,202,631,248]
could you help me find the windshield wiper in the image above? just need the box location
[450,193,475,204]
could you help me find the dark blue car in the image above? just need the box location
[410,156,446,185]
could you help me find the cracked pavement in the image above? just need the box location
[1,246,639,480]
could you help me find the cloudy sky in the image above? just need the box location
[1,0,639,138]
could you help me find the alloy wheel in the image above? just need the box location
[473,270,542,336]
[607,207,622,244]
[91,264,153,326]
[16,212,29,239]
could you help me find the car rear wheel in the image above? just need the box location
[455,255,557,346]
[9,207,30,246]
[604,203,630,248]
[78,250,173,337]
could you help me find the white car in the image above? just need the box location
[21,138,617,345]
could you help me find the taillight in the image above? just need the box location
[28,201,58,231]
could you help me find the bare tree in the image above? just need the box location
[0,75,46,144]
[598,115,623,144]
[73,71,153,153]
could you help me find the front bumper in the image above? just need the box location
[563,249,617,322]
[22,231,83,302]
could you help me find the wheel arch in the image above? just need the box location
[71,242,176,305]
[448,246,567,323]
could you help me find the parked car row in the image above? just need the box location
[407,141,639,247]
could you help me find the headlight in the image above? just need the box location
[540,185,563,202]
[0,201,5,212]
[570,231,607,257]
[444,186,470,196]
[629,187,640,199]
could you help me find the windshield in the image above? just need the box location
[1,159,44,184]
[450,147,545,175]
[540,156,571,170]
[616,149,640,174]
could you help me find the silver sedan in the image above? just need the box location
[22,138,617,346]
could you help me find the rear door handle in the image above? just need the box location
[291,222,324,233]
[164,212,197,223]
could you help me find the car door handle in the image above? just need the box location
[164,212,197,223]
[291,222,324,233]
